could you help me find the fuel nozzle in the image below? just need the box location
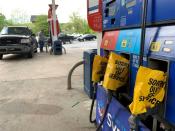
[128,115,139,131]
[89,82,97,124]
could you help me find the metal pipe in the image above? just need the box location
[67,61,84,90]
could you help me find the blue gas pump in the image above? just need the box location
[143,25,175,129]
[115,29,141,97]
[119,0,142,28]
[95,29,150,130]
[86,0,175,130]
[147,0,175,25]
[84,49,97,99]
[103,0,175,30]
[103,0,120,30]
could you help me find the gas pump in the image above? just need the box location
[103,0,175,30]
[147,0,175,25]
[87,0,149,130]
[95,51,150,130]
[103,0,120,30]
[103,0,143,30]
[86,0,175,130]
[93,29,149,130]
[87,0,102,32]
[115,29,141,97]
[143,26,175,130]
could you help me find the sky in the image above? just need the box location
[0,0,87,23]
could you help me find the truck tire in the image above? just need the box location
[28,49,34,58]
[0,54,3,60]
[34,49,37,53]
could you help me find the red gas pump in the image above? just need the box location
[87,0,102,32]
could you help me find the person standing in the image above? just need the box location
[38,30,45,52]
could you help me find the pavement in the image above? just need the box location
[0,41,97,131]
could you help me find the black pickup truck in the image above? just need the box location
[0,26,37,59]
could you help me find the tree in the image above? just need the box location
[0,13,6,30]
[60,12,94,34]
[33,15,49,36]
[69,13,83,33]
[0,13,14,31]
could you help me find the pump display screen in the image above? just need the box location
[89,0,99,14]
[105,1,118,17]
[108,4,117,16]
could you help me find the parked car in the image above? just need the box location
[77,34,97,42]
[0,26,38,59]
[58,33,75,44]
[71,33,83,39]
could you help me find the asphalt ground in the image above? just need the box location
[0,40,97,131]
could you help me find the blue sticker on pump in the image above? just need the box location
[115,29,141,55]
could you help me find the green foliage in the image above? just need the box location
[60,12,94,34]
[33,15,49,36]
[5,20,14,26]
[0,13,6,30]
[0,13,15,31]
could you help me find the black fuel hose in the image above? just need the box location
[96,90,113,131]
[89,83,97,123]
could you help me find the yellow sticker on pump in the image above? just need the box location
[150,42,161,52]
[121,40,127,48]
